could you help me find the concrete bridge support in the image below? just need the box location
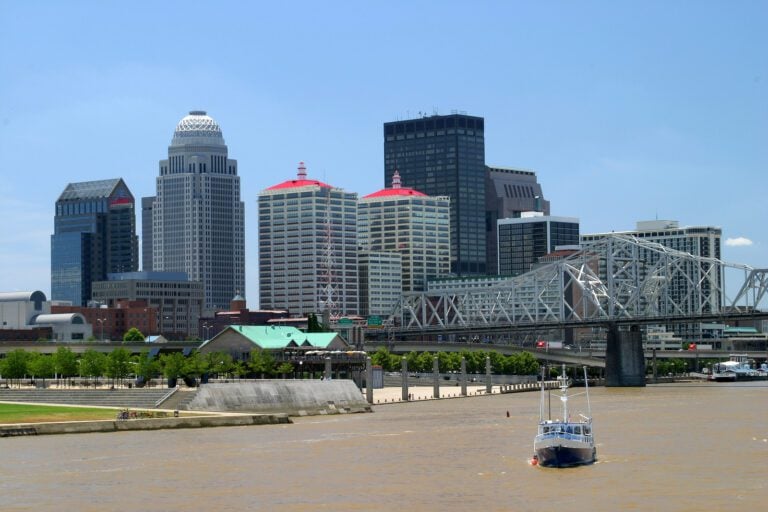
[433,356,440,399]
[605,324,645,387]
[485,356,492,394]
[401,357,409,401]
[324,357,332,380]
[365,357,373,404]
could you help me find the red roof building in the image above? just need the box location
[362,171,427,199]
[258,163,360,317]
[265,161,331,191]
[358,172,450,294]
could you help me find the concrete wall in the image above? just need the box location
[0,414,290,437]
[185,380,371,416]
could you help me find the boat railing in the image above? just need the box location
[535,430,593,444]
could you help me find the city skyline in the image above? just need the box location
[1,1,766,299]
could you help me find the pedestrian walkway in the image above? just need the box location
[369,384,536,404]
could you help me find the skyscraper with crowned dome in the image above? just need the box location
[150,111,245,312]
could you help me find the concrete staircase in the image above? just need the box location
[155,389,198,411]
[0,388,174,409]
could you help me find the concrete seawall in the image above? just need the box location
[0,413,291,437]
[186,380,371,416]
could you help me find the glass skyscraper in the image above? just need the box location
[51,178,139,306]
[384,113,486,276]
[497,214,580,276]
[151,111,245,312]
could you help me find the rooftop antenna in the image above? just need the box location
[319,183,338,316]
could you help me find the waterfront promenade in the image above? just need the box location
[370,383,536,404]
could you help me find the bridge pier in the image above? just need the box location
[485,356,492,394]
[365,357,373,404]
[433,356,440,399]
[605,324,645,387]
[401,357,409,401]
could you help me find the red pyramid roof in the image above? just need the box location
[362,170,427,199]
[266,162,332,190]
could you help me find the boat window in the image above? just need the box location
[574,426,582,435]
[583,426,591,435]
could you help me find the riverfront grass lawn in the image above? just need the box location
[0,403,119,424]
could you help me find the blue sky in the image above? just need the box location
[1,0,766,302]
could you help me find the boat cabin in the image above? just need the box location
[537,420,593,440]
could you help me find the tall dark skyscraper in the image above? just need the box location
[51,178,139,306]
[384,113,486,275]
[150,111,245,312]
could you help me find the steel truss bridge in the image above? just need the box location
[391,234,768,335]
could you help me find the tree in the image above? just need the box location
[232,360,248,379]
[249,349,275,377]
[416,352,435,373]
[515,352,540,375]
[106,348,132,386]
[405,351,419,372]
[182,350,208,380]
[159,352,186,381]
[1,349,29,387]
[437,351,458,373]
[370,347,392,369]
[205,351,234,378]
[123,327,145,342]
[488,351,506,374]
[276,362,294,378]
[307,313,324,332]
[79,349,107,385]
[134,351,159,385]
[27,353,55,383]
[53,346,78,382]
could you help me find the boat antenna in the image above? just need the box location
[560,364,568,422]
[539,366,546,422]
[584,366,592,419]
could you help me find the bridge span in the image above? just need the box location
[377,234,768,385]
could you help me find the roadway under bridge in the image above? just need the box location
[364,340,768,371]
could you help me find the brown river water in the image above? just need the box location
[1,381,766,511]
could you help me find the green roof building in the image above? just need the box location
[198,325,348,358]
